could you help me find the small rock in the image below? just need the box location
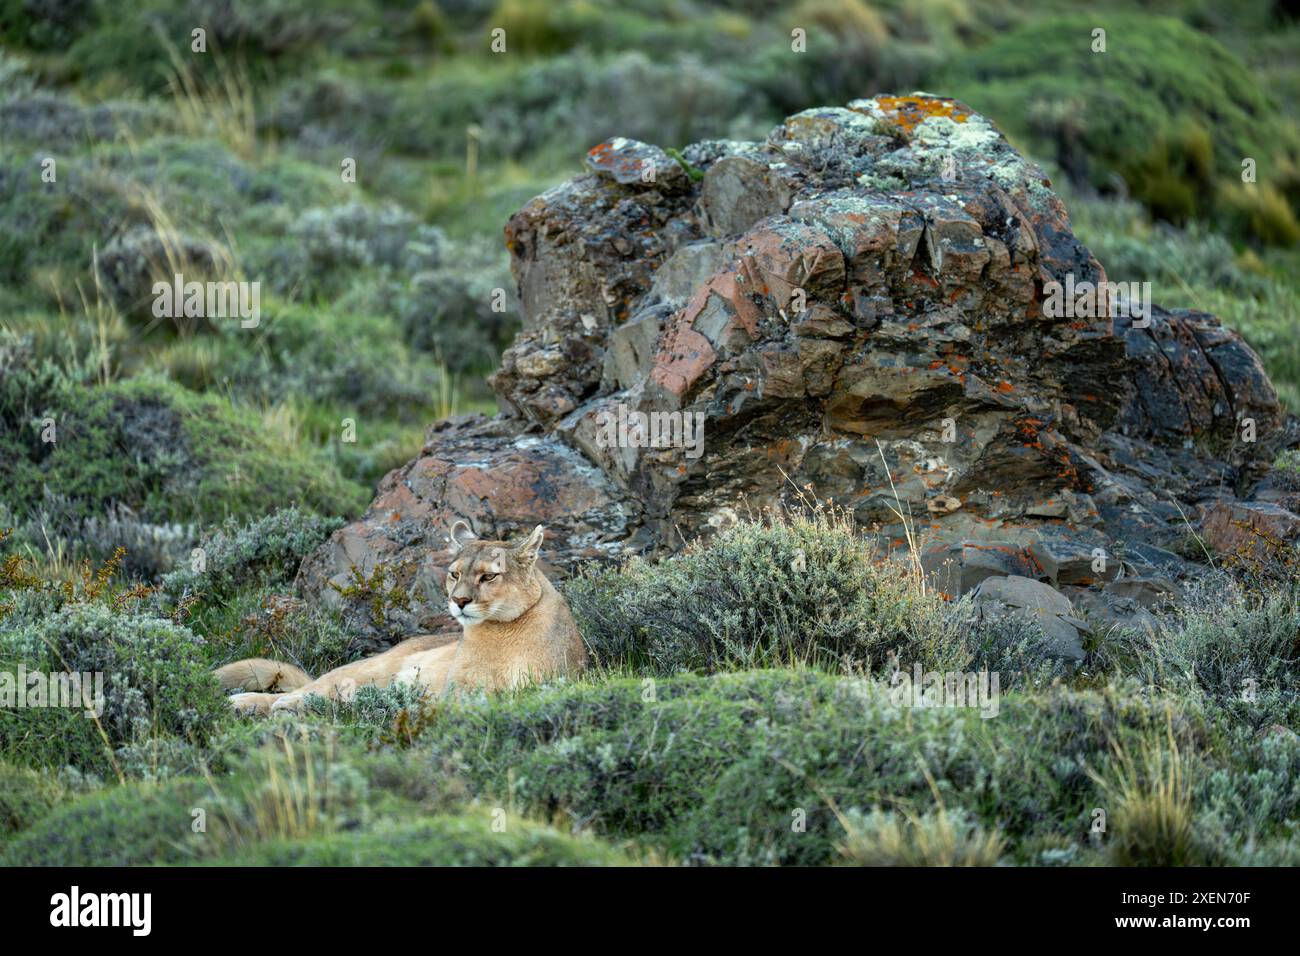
[699,155,796,237]
[585,137,686,190]
[922,541,1039,596]
[970,575,1085,662]
[927,494,962,516]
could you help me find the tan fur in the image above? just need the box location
[215,658,312,693]
[221,524,587,717]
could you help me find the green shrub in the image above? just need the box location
[1198,725,1300,843]
[0,777,210,865]
[213,815,633,866]
[152,507,362,672]
[836,807,1005,867]
[1221,182,1300,247]
[486,0,587,57]
[263,202,443,300]
[945,13,1298,244]
[193,587,365,683]
[567,510,1076,683]
[0,0,98,51]
[1273,450,1300,491]
[1231,835,1300,866]
[158,304,447,424]
[1096,580,1300,729]
[565,510,956,675]
[47,0,376,92]
[302,682,431,730]
[0,761,68,838]
[0,602,229,777]
[158,507,342,607]
[0,732,465,865]
[419,670,1206,865]
[0,338,368,530]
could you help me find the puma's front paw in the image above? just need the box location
[228,692,277,717]
[270,692,307,714]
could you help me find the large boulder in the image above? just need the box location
[301,94,1299,644]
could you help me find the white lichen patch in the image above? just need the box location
[912,113,1001,152]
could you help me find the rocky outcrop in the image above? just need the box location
[299,94,1298,645]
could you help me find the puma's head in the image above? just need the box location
[444,521,545,626]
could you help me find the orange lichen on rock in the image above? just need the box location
[869,95,971,136]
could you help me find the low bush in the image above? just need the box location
[1197,725,1300,845]
[0,335,368,531]
[0,761,68,839]
[945,13,1298,244]
[158,507,341,607]
[565,509,956,675]
[0,777,211,865]
[1095,579,1300,729]
[158,304,448,424]
[0,730,542,866]
[263,202,443,300]
[567,509,1079,686]
[418,669,1208,865]
[836,807,1006,867]
[0,602,229,778]
[213,815,633,866]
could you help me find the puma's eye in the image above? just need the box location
[447,570,459,580]
[479,572,498,583]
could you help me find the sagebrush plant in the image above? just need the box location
[152,507,358,673]
[218,595,364,678]
[303,682,430,732]
[942,597,1078,688]
[836,807,1005,867]
[0,601,229,780]
[1197,724,1300,852]
[157,506,343,609]
[1095,576,1300,729]
[565,504,957,675]
[1273,449,1300,491]
[566,508,1083,683]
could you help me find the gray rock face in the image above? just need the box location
[300,94,1300,645]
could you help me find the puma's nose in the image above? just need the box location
[453,595,472,609]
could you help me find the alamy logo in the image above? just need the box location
[594,403,705,459]
[1043,274,1151,327]
[889,663,1000,718]
[152,273,260,328]
[0,665,104,718]
[50,886,151,936]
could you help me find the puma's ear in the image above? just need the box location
[513,524,545,568]
[448,520,477,554]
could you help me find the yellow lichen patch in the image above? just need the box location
[872,95,970,136]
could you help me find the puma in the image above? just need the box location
[216,522,587,716]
